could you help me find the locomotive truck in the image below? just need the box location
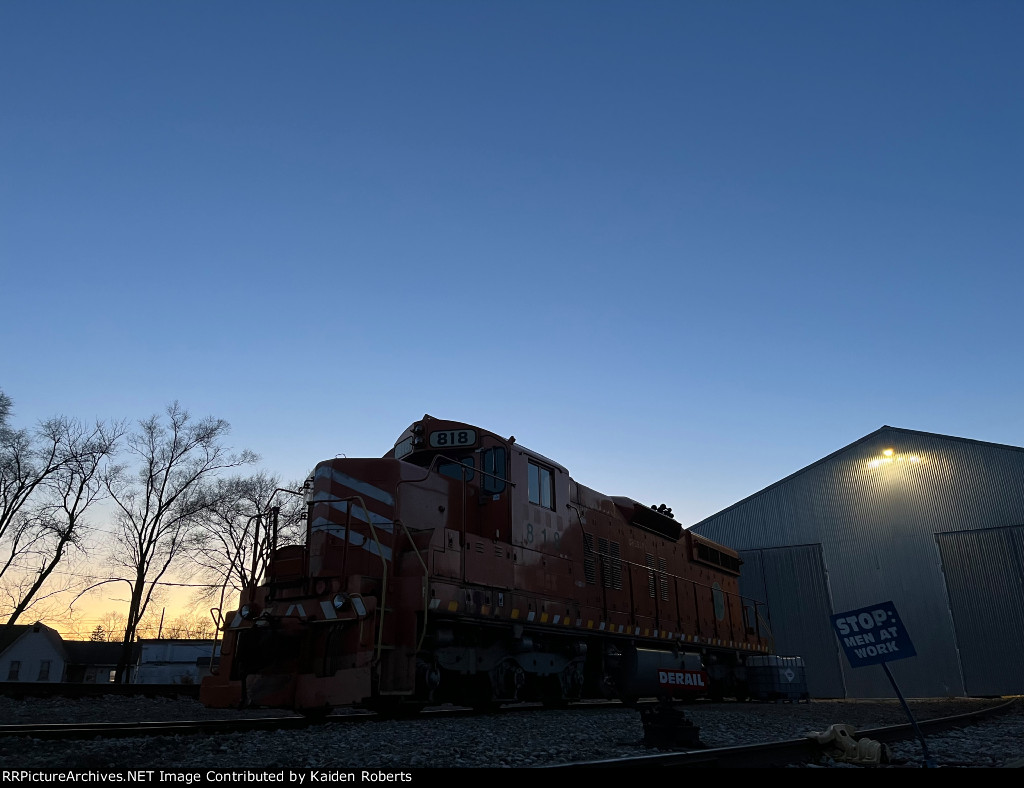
[200,415,776,714]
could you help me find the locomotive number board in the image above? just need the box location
[429,429,477,448]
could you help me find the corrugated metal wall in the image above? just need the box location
[936,525,1024,696]
[737,544,845,698]
[692,427,1024,698]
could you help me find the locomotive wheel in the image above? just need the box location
[540,674,569,708]
[492,659,526,702]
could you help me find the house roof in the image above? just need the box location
[62,641,127,665]
[691,425,1024,528]
[0,622,66,659]
[0,624,33,657]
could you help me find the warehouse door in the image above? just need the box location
[936,525,1024,696]
[738,544,845,698]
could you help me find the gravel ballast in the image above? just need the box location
[0,695,1021,769]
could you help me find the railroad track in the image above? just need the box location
[0,699,626,740]
[0,716,321,740]
[1,697,1019,768]
[0,682,200,700]
[543,697,1023,768]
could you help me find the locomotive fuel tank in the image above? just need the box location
[619,648,706,699]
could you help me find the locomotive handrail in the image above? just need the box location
[568,505,615,625]
[207,607,224,675]
[396,453,515,536]
[406,453,516,490]
[567,502,766,651]
[388,512,429,653]
[755,606,775,653]
[393,457,457,656]
[394,453,514,653]
[395,455,468,541]
[205,509,266,680]
[309,494,390,666]
[398,519,430,654]
[350,494,389,667]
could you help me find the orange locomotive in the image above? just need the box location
[200,415,775,713]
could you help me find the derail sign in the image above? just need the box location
[831,601,916,668]
[658,669,708,689]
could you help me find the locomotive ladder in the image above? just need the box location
[343,495,428,672]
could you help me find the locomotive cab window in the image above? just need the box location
[528,460,554,509]
[438,456,474,482]
[481,447,506,494]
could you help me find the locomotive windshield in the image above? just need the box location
[394,422,506,495]
[394,435,415,459]
[438,456,475,481]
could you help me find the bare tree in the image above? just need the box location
[95,610,128,642]
[163,611,216,640]
[0,389,122,624]
[103,402,257,682]
[190,472,306,623]
[3,421,122,625]
[0,390,11,432]
[76,609,160,642]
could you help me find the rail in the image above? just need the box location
[541,697,1022,769]
[0,682,202,700]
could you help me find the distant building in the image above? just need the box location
[0,625,215,685]
[690,426,1024,699]
[132,639,219,685]
[62,641,123,683]
[0,622,65,682]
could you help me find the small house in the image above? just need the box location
[0,622,66,682]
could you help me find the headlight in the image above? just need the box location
[332,593,347,611]
[240,604,258,620]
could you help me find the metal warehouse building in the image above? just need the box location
[690,426,1024,699]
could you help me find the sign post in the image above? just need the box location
[830,601,935,768]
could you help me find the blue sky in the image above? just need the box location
[3,0,1023,534]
